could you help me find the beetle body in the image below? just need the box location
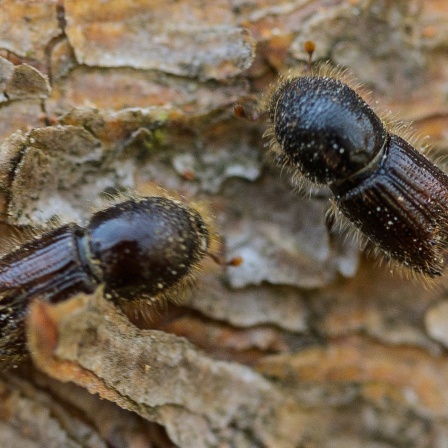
[0,196,210,364]
[268,73,448,277]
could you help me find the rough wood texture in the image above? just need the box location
[1,0,448,447]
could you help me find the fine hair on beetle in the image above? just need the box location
[0,193,227,367]
[264,42,448,279]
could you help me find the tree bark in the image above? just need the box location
[1,0,448,447]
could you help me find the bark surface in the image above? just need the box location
[1,1,448,447]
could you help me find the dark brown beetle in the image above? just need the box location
[267,72,448,277]
[0,196,212,365]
